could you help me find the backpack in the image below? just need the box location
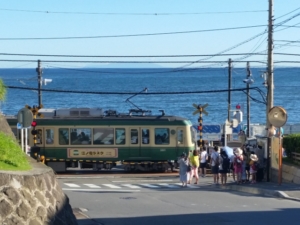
[222,156,230,170]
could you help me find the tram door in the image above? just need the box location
[129,128,151,158]
[176,128,184,156]
[129,128,140,157]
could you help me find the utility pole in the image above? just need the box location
[228,58,232,122]
[246,62,251,138]
[266,0,274,182]
[36,60,42,107]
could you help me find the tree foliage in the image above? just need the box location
[0,78,6,101]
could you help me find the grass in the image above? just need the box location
[0,132,31,171]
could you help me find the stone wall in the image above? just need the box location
[0,157,78,225]
[271,164,300,184]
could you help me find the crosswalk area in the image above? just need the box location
[62,182,201,190]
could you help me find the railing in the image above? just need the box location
[291,152,300,164]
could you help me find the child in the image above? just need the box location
[249,154,259,184]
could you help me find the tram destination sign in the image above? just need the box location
[68,148,118,158]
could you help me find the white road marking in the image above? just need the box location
[64,183,81,188]
[102,184,121,189]
[157,183,180,188]
[139,184,160,188]
[83,184,101,188]
[174,183,199,188]
[121,184,141,189]
[62,188,140,192]
[112,179,173,183]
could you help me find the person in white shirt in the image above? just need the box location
[200,147,208,177]
[210,146,220,184]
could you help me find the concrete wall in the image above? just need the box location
[271,164,300,185]
[0,157,78,225]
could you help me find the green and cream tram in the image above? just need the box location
[7,108,197,172]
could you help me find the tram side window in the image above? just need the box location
[37,129,43,144]
[155,128,170,145]
[70,128,91,145]
[177,129,184,144]
[59,128,69,145]
[115,128,125,145]
[46,129,54,144]
[131,129,138,144]
[142,128,150,144]
[93,128,114,145]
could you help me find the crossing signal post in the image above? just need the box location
[25,104,43,160]
[193,103,209,149]
[31,121,38,145]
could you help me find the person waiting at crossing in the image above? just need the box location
[188,150,200,184]
[219,148,230,186]
[233,148,244,184]
[210,146,220,185]
[200,147,208,177]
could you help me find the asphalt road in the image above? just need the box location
[58,176,300,225]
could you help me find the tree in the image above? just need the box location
[0,78,6,102]
[0,78,13,137]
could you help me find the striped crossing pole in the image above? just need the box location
[193,103,209,149]
[198,109,203,148]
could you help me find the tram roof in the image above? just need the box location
[5,108,192,126]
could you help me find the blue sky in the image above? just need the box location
[0,0,299,68]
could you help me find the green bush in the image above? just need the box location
[283,134,300,158]
[0,132,31,170]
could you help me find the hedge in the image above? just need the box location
[283,134,300,158]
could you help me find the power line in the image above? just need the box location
[1,52,299,58]
[178,10,300,70]
[5,85,268,106]
[275,6,300,20]
[0,59,269,64]
[0,52,269,58]
[5,85,262,95]
[0,25,267,41]
[43,64,229,75]
[0,8,268,15]
[275,40,300,43]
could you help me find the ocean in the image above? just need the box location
[0,67,299,125]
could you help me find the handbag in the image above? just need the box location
[187,165,191,172]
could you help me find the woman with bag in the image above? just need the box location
[233,148,244,184]
[189,150,200,184]
[178,152,189,187]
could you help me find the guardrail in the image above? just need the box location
[291,152,300,164]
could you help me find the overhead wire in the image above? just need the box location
[0,25,267,41]
[1,52,299,58]
[0,8,268,15]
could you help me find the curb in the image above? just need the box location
[219,184,300,203]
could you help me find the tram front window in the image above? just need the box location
[116,128,125,145]
[177,129,184,144]
[190,126,197,144]
[155,128,169,145]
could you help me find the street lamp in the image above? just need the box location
[243,62,254,138]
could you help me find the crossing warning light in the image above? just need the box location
[31,121,38,135]
[236,104,241,110]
